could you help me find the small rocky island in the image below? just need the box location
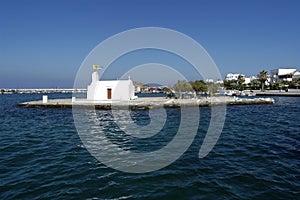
[18,96,275,110]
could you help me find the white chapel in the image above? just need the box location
[87,70,135,101]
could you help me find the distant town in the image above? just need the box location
[223,68,300,90]
[1,68,299,95]
[133,68,300,97]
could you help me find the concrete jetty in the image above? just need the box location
[255,89,300,97]
[18,96,275,110]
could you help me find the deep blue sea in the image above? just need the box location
[0,93,299,199]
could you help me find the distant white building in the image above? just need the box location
[245,75,259,84]
[244,77,251,84]
[215,80,224,84]
[292,71,300,79]
[205,79,214,83]
[225,73,245,81]
[270,68,297,83]
[87,71,135,101]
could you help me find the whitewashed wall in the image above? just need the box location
[87,72,134,101]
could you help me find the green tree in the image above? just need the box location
[224,80,238,90]
[173,80,193,98]
[224,80,232,89]
[258,70,268,91]
[249,80,260,90]
[293,78,300,89]
[270,82,280,90]
[190,80,208,93]
[237,75,245,90]
[162,87,174,98]
[206,82,221,96]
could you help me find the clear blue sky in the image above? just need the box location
[0,0,299,88]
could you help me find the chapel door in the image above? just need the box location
[107,88,112,99]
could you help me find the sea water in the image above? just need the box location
[0,93,299,199]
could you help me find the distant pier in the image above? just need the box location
[0,88,86,94]
[18,96,275,110]
[255,89,300,97]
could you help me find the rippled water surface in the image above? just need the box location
[0,94,299,199]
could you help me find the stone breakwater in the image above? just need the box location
[255,90,300,97]
[18,96,275,110]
